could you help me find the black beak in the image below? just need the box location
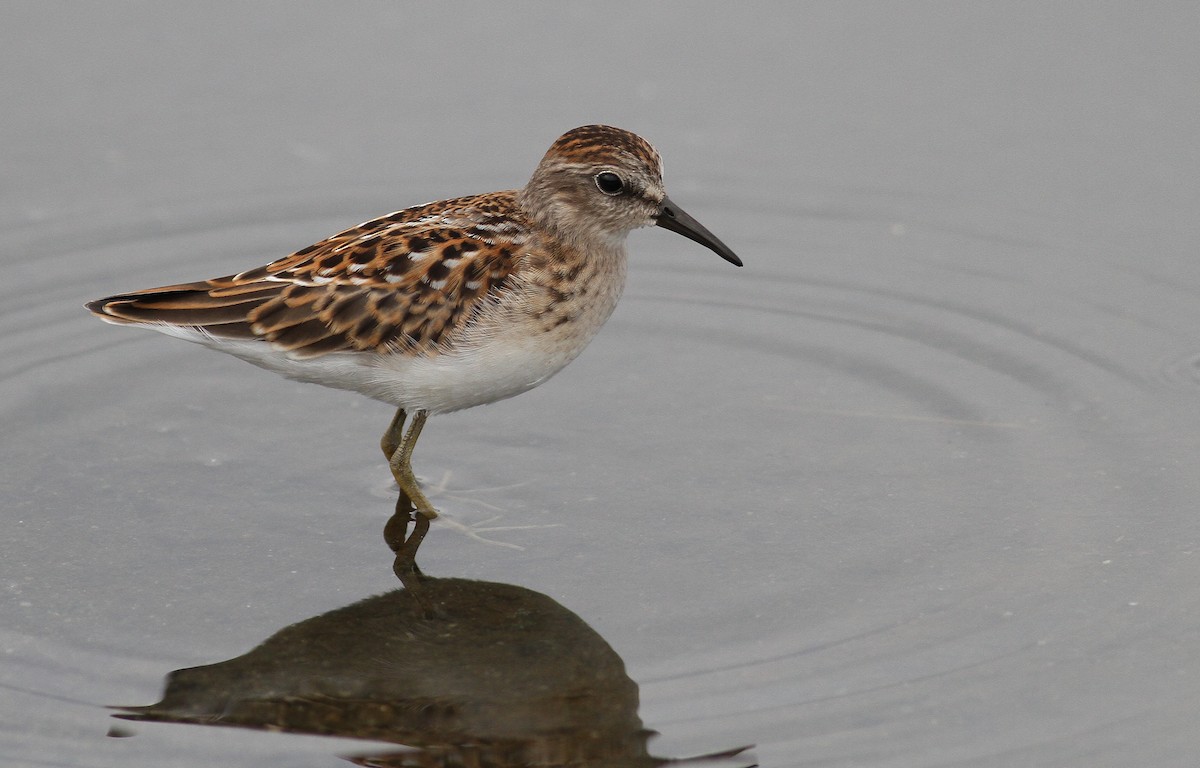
[655,196,743,267]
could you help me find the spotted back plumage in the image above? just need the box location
[87,192,527,358]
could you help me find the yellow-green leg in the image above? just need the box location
[381,408,407,460]
[383,408,438,519]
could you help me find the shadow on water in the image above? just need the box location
[110,497,753,768]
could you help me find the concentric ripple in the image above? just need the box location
[4,183,1200,768]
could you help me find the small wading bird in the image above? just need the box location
[87,125,742,519]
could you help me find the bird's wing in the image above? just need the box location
[86,192,528,358]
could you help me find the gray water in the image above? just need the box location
[4,3,1200,766]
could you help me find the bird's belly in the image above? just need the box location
[199,333,580,414]
[366,335,583,413]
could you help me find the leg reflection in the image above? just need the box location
[385,490,431,596]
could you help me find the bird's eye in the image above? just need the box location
[594,171,624,196]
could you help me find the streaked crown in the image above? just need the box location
[544,125,663,178]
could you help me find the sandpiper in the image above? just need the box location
[87,125,742,518]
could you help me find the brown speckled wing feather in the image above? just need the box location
[87,192,528,358]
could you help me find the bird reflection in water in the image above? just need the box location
[112,496,752,768]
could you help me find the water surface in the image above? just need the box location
[4,4,1200,767]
